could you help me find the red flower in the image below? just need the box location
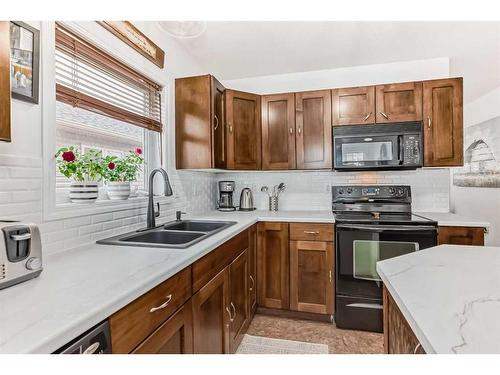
[108,162,116,170]
[62,151,76,162]
[134,147,143,156]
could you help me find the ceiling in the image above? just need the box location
[169,21,500,103]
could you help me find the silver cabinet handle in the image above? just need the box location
[427,116,431,129]
[83,342,100,354]
[289,127,293,134]
[214,115,219,130]
[149,294,172,313]
[303,231,320,235]
[230,302,236,321]
[10,233,31,241]
[363,112,372,121]
[228,124,233,133]
[226,306,234,322]
[413,343,422,354]
[249,275,255,291]
[379,111,389,119]
[297,127,302,135]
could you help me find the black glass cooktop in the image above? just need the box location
[333,212,436,225]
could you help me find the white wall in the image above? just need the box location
[450,86,500,246]
[222,57,450,94]
[0,21,214,255]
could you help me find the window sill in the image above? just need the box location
[44,194,180,222]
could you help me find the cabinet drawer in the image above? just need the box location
[289,223,334,242]
[110,267,192,353]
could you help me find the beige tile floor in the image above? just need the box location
[246,314,384,354]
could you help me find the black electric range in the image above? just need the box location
[332,185,437,332]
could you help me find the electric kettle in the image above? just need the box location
[239,188,255,211]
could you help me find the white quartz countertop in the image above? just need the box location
[0,210,333,354]
[414,212,490,229]
[377,245,500,354]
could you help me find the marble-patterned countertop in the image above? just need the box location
[414,212,490,229]
[0,210,333,354]
[377,245,500,354]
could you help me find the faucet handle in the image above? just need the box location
[155,202,160,218]
[176,211,187,221]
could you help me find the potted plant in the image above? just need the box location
[55,147,105,203]
[103,148,144,200]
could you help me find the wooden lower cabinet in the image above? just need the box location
[133,301,193,354]
[228,249,249,353]
[383,286,425,354]
[438,226,485,246]
[248,224,257,316]
[192,268,230,354]
[257,222,290,309]
[289,240,334,315]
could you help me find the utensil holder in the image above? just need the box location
[269,196,279,211]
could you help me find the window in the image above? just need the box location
[54,23,163,203]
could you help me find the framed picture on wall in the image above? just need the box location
[10,21,40,104]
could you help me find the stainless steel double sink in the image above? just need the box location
[97,220,237,249]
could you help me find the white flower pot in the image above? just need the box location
[69,181,99,204]
[106,181,131,200]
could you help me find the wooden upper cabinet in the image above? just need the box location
[290,240,334,315]
[132,300,193,354]
[0,22,11,143]
[192,268,230,354]
[438,226,484,246]
[375,82,423,123]
[257,222,290,310]
[295,90,332,169]
[175,74,225,169]
[228,249,249,353]
[226,89,262,170]
[423,78,463,167]
[332,86,375,126]
[261,93,296,170]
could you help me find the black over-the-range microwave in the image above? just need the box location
[332,122,423,171]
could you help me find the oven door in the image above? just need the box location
[335,223,437,299]
[334,134,403,170]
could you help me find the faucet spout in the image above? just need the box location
[146,168,173,230]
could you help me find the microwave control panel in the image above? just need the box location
[402,134,422,165]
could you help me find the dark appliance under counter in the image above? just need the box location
[332,185,437,333]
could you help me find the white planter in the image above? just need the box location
[106,181,131,200]
[69,181,99,204]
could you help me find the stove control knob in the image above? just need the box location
[337,189,344,195]
[397,188,404,196]
[388,187,395,195]
[346,188,353,194]
[26,257,42,271]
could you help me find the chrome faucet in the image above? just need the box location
[146,168,173,229]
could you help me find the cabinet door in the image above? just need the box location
[383,286,424,354]
[192,268,230,354]
[213,76,227,169]
[261,93,296,169]
[0,22,11,142]
[290,241,334,315]
[175,75,213,169]
[228,249,249,353]
[375,82,423,123]
[423,78,463,167]
[295,90,332,169]
[248,224,257,316]
[257,222,289,309]
[133,300,193,354]
[226,89,262,170]
[332,86,375,126]
[438,226,484,246]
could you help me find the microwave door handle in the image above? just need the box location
[398,136,404,165]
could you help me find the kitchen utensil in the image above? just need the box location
[261,186,271,197]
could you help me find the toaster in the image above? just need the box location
[0,221,43,290]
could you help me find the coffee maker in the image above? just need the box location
[217,181,236,211]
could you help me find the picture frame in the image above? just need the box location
[10,21,40,104]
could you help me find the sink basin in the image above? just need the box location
[96,219,237,249]
[121,230,205,245]
[163,220,230,232]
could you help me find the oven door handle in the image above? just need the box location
[336,224,437,232]
[346,303,383,310]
